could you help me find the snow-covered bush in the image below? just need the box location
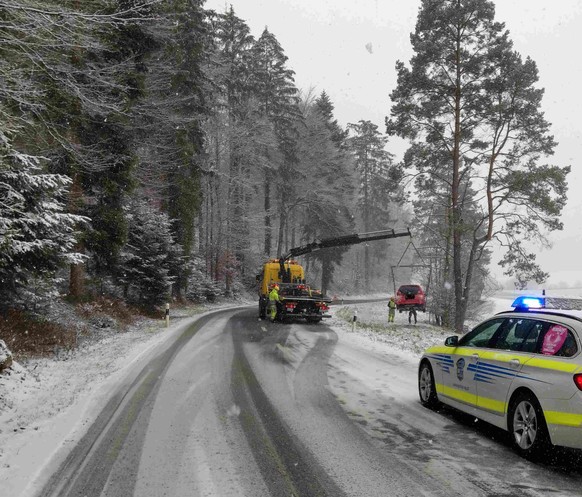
[14,275,63,314]
[203,280,223,302]
[185,255,224,302]
[0,339,12,373]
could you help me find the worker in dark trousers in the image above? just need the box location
[408,308,417,324]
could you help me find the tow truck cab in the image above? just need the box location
[258,259,305,296]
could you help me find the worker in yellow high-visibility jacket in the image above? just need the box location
[388,296,396,323]
[268,284,281,322]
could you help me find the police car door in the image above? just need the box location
[443,318,505,411]
[516,320,580,445]
[474,317,540,418]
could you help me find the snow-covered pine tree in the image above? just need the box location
[118,200,184,307]
[347,120,403,291]
[297,93,356,295]
[0,132,86,309]
[250,28,301,256]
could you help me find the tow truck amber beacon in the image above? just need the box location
[257,229,411,322]
[418,296,582,459]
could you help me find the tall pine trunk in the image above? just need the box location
[452,20,464,333]
[321,256,331,295]
[264,169,271,255]
[363,148,370,291]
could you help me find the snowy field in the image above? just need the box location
[0,294,523,495]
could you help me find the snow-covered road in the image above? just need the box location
[327,322,582,496]
[3,297,582,496]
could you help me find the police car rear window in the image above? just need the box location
[540,325,578,357]
[541,325,568,355]
[488,319,578,356]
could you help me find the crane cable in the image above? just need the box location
[390,239,432,298]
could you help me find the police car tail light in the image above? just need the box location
[511,296,545,310]
[573,374,582,391]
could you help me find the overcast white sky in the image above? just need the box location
[205,0,582,288]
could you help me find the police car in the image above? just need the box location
[418,296,582,459]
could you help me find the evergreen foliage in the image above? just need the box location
[201,6,263,289]
[1,0,154,301]
[250,28,301,256]
[128,0,207,296]
[347,120,403,290]
[185,255,224,302]
[0,133,86,307]
[118,200,183,307]
[301,92,355,294]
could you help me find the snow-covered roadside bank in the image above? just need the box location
[327,295,514,361]
[329,301,457,356]
[0,301,252,497]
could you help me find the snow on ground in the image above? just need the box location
[331,303,454,356]
[0,300,251,497]
[0,294,512,496]
[327,295,516,363]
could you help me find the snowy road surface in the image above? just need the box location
[18,304,582,496]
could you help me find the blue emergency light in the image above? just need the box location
[511,296,545,310]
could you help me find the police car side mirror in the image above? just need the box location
[445,336,459,347]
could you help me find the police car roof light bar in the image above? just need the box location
[511,296,545,310]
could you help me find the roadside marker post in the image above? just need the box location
[165,303,170,328]
[352,309,357,332]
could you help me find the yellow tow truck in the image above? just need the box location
[257,229,411,322]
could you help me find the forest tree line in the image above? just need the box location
[1,1,402,311]
[1,0,569,331]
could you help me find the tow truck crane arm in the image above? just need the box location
[278,228,411,282]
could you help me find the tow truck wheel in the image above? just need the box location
[509,391,550,460]
[418,361,438,408]
[259,301,266,320]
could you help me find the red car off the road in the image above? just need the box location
[396,284,426,312]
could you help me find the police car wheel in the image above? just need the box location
[418,362,438,408]
[509,392,550,460]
